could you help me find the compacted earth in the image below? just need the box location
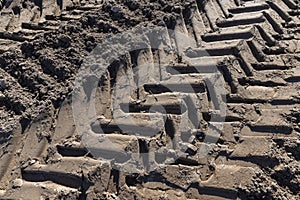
[0,0,299,199]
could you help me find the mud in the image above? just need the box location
[0,0,300,199]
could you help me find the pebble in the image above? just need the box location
[29,159,37,165]
[0,190,6,196]
[0,79,6,90]
[158,20,165,26]
[12,179,23,188]
[111,6,120,13]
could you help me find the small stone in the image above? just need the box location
[58,35,71,48]
[158,20,165,26]
[12,179,23,188]
[0,190,6,196]
[185,143,197,153]
[111,6,120,13]
[0,80,6,90]
[15,149,22,155]
[29,159,37,165]
[97,115,106,120]
[208,162,216,171]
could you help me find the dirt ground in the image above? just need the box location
[0,0,299,199]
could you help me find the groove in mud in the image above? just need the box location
[144,83,206,94]
[165,117,175,140]
[267,1,292,22]
[120,102,186,115]
[109,169,120,194]
[202,31,253,42]
[125,173,141,187]
[263,11,284,34]
[199,186,238,199]
[251,63,292,70]
[56,145,91,157]
[285,76,300,83]
[229,156,280,168]
[228,4,269,14]
[271,99,300,105]
[138,138,149,168]
[166,65,218,74]
[238,77,286,87]
[174,157,199,166]
[21,170,88,188]
[247,40,265,62]
[186,47,234,57]
[216,15,265,27]
[249,125,293,135]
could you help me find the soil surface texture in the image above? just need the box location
[0,0,299,199]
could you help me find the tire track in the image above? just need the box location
[0,0,299,199]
